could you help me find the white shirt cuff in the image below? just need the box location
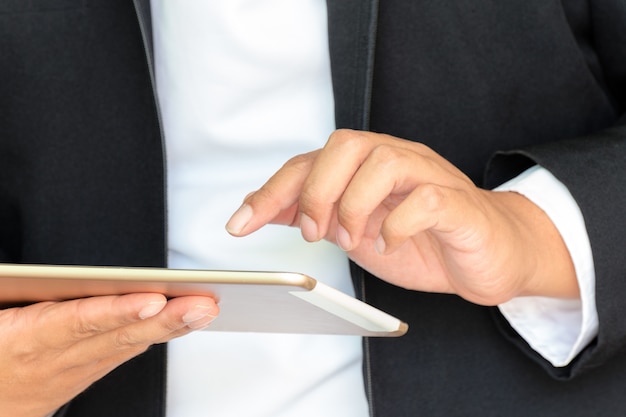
[494,165,597,367]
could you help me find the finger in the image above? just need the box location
[98,295,218,347]
[297,129,380,241]
[226,150,319,236]
[376,183,479,255]
[299,130,470,244]
[13,293,170,349]
[60,296,219,368]
[333,144,415,250]
[336,144,467,251]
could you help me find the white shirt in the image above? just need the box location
[152,1,368,416]
[496,166,598,366]
[151,1,598,416]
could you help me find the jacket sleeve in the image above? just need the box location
[484,0,626,378]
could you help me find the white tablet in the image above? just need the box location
[0,263,408,337]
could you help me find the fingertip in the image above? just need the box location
[226,204,253,236]
[182,298,220,330]
[183,305,218,330]
[375,235,387,255]
[336,225,353,251]
[300,213,320,242]
[138,299,167,320]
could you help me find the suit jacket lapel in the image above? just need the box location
[326,0,379,130]
[133,0,153,62]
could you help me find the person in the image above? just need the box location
[0,1,624,417]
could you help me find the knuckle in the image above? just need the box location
[369,144,406,167]
[72,319,98,338]
[284,152,314,172]
[70,300,105,336]
[382,216,408,240]
[411,141,434,154]
[328,129,369,153]
[299,185,333,212]
[279,151,317,182]
[164,318,185,333]
[328,128,354,145]
[122,344,150,359]
[70,302,99,338]
[417,184,446,212]
[113,327,141,348]
[337,199,365,223]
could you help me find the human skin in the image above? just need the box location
[227,129,579,306]
[0,293,218,417]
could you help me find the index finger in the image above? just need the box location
[226,150,319,236]
[297,129,413,242]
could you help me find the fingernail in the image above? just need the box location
[375,235,386,255]
[139,300,167,319]
[187,315,215,330]
[187,314,217,330]
[226,204,253,235]
[300,213,319,241]
[336,225,352,251]
[183,305,217,329]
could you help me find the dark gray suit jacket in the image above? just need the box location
[1,0,625,415]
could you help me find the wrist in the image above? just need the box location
[495,190,579,300]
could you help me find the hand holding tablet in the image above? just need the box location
[0,263,408,337]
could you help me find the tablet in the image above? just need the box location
[0,263,408,337]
